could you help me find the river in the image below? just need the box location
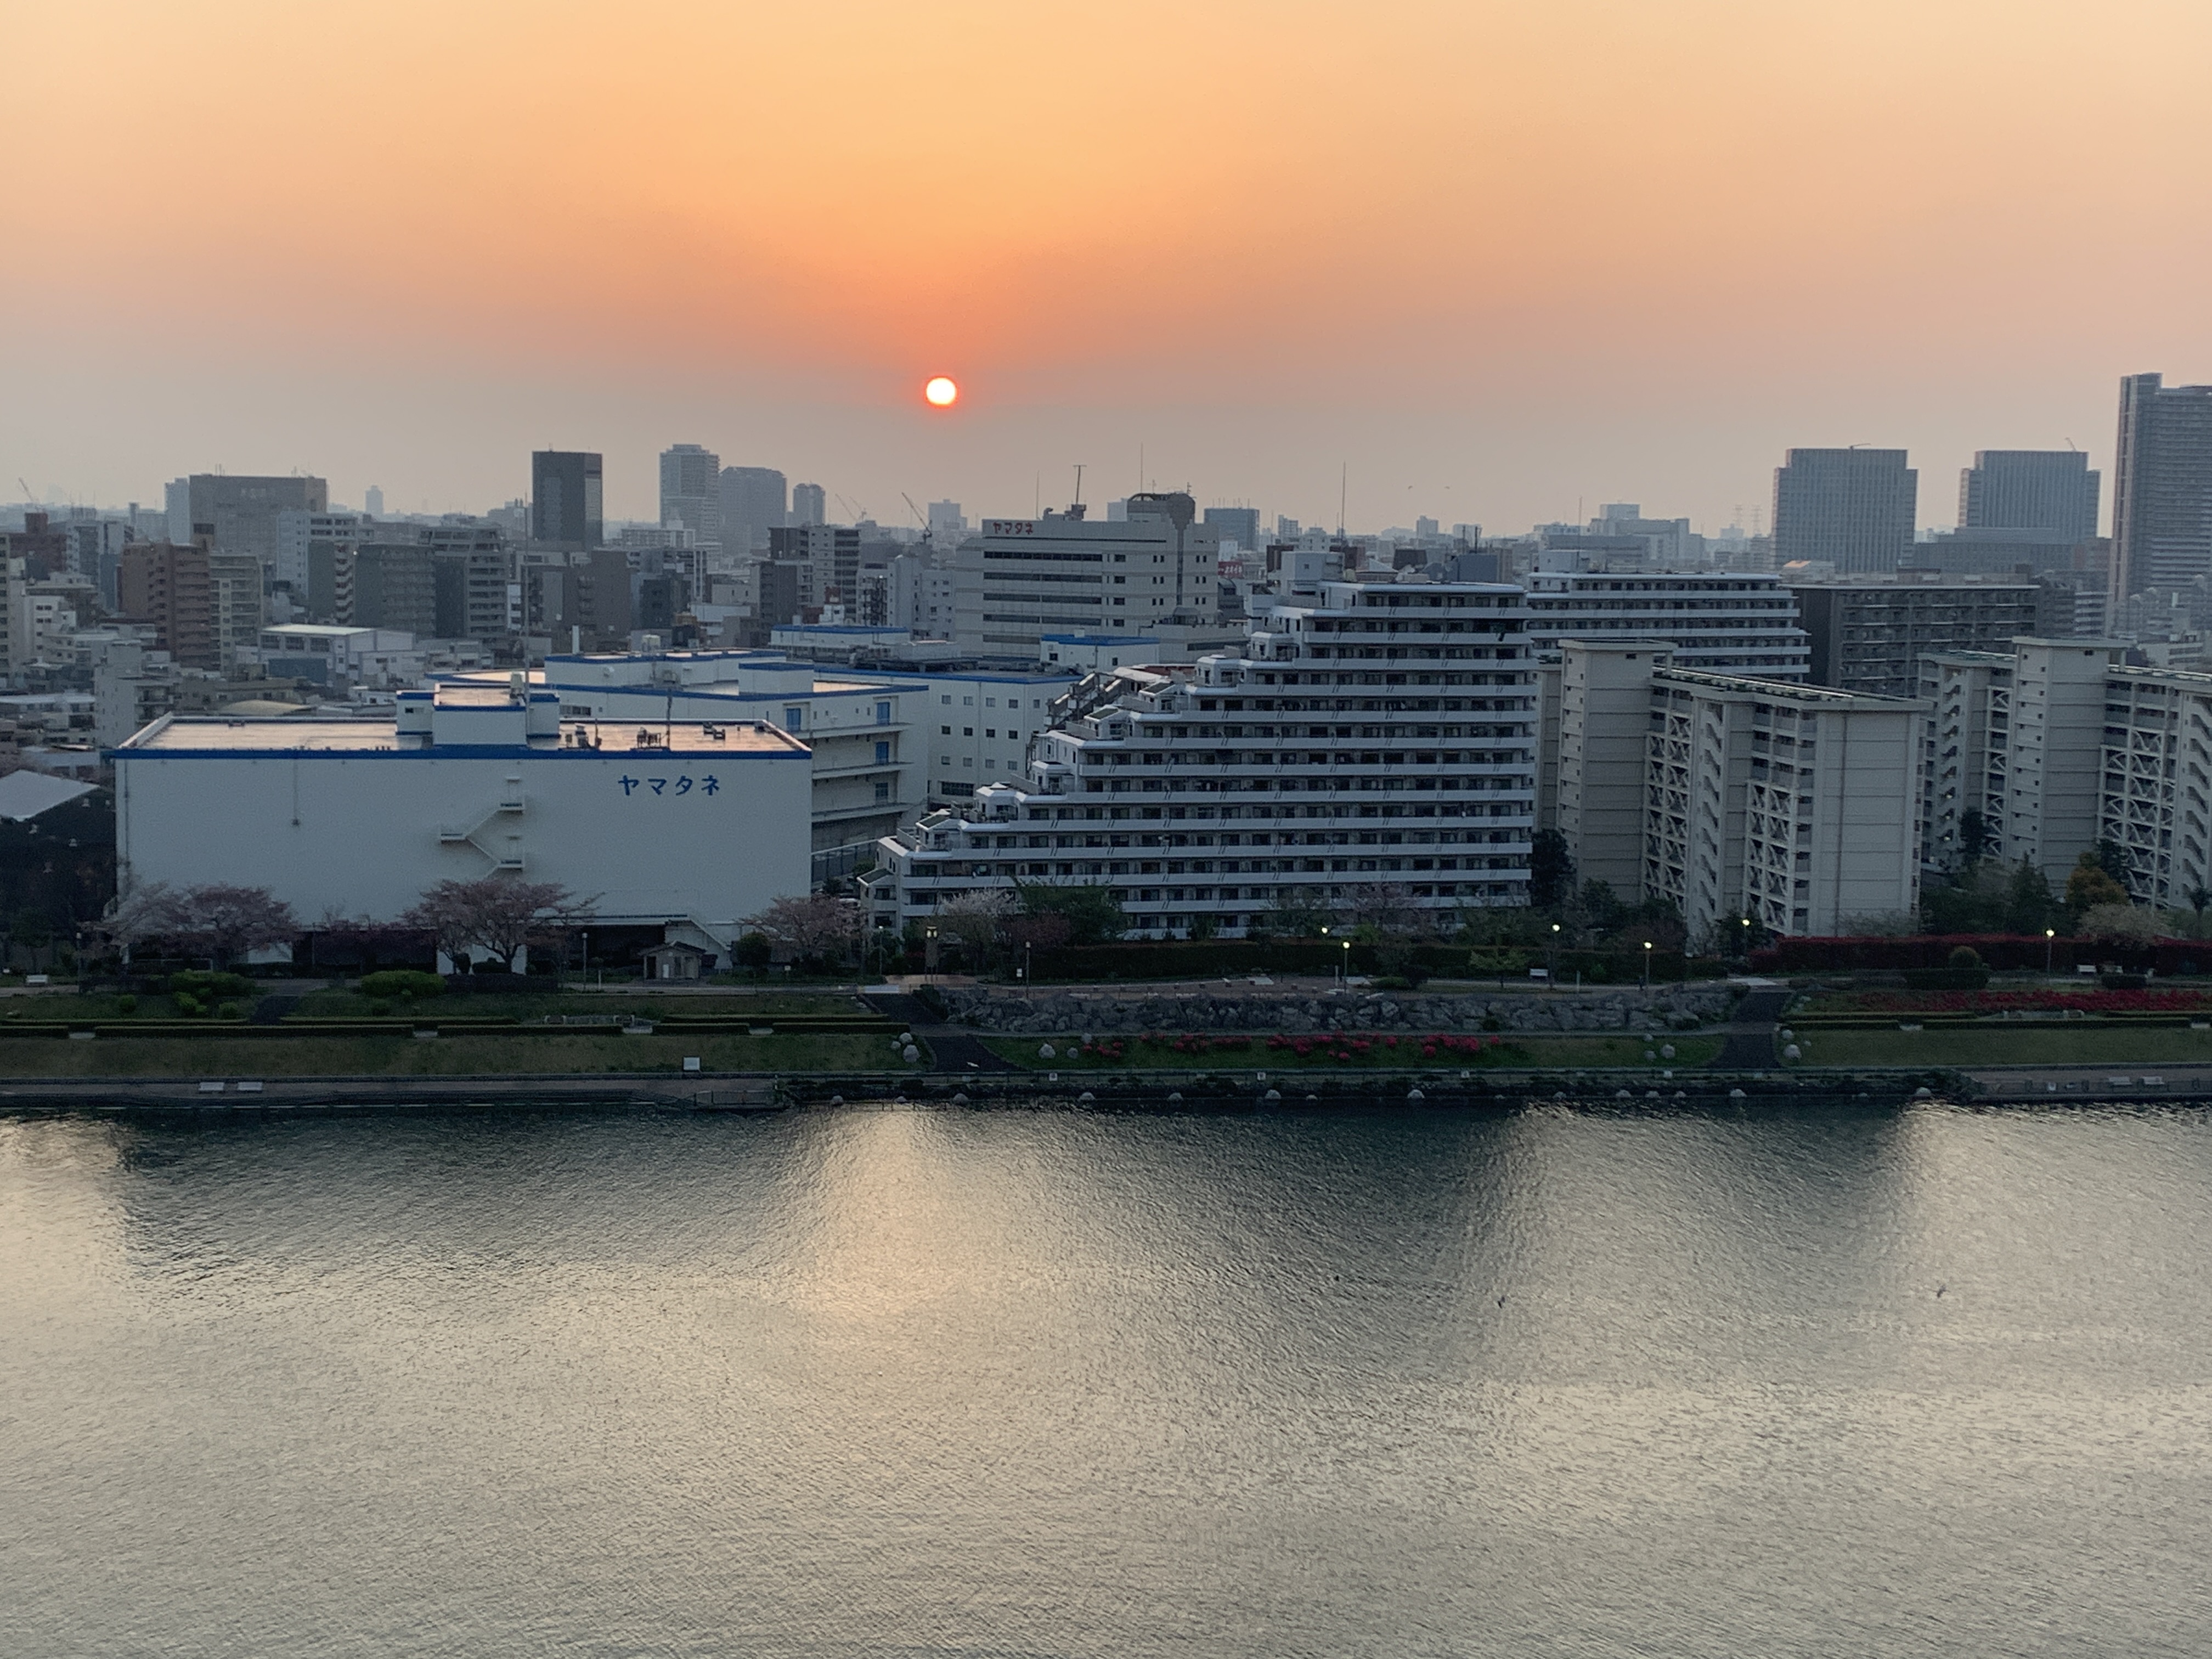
[3,1102,2208,1656]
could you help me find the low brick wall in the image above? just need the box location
[941,984,1737,1036]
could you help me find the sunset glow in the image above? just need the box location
[4,0,2208,524]
[924,377,960,409]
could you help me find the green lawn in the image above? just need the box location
[287,990,871,1022]
[981,1033,1723,1071]
[1788,1026,2212,1068]
[0,1032,921,1079]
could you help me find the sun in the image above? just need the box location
[923,375,959,408]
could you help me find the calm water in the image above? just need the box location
[3,1103,2210,1658]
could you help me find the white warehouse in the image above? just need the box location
[113,680,812,949]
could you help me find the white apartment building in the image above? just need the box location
[1553,640,1926,938]
[1522,569,1810,678]
[864,582,1537,938]
[953,493,1219,658]
[114,681,812,953]
[1921,637,2212,907]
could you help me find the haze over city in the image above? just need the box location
[8,0,2209,530]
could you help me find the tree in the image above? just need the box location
[110,882,298,967]
[731,932,773,971]
[2187,885,2212,938]
[2078,902,2161,945]
[1956,808,1990,867]
[2096,838,2134,886]
[742,894,859,968]
[2004,858,2056,935]
[937,889,1016,960]
[2064,852,2129,921]
[1013,881,1125,945]
[1002,911,1074,953]
[1257,888,1331,939]
[1528,828,1575,911]
[404,877,579,972]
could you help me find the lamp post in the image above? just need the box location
[2046,927,2056,975]
[1342,938,1352,984]
[1549,921,1560,989]
[924,923,940,978]
[1642,939,1654,991]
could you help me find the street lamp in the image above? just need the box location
[1642,939,1654,990]
[1342,938,1352,985]
[924,923,940,978]
[1549,921,1561,988]
[2045,927,2057,975]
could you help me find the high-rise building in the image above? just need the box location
[531,451,603,549]
[363,486,385,517]
[719,466,787,554]
[1957,450,2100,543]
[2111,373,2212,601]
[273,511,363,597]
[659,444,721,540]
[1522,570,1810,678]
[1781,571,2045,699]
[952,493,1220,658]
[424,524,509,641]
[791,483,827,528]
[118,541,264,669]
[925,500,966,544]
[1204,506,1261,551]
[163,475,329,572]
[1771,448,1916,575]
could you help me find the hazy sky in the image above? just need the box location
[5,0,2209,534]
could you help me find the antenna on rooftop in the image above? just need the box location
[1072,464,1084,510]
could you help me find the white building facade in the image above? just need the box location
[112,681,812,947]
[1522,569,1810,679]
[865,582,1537,937]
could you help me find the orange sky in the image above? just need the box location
[4,0,2209,529]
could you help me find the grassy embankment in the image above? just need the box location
[981,1033,1724,1071]
[0,1032,921,1079]
[1786,1026,2212,1068]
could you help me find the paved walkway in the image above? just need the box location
[860,992,1023,1073]
[1707,989,1789,1069]
[0,1073,785,1111]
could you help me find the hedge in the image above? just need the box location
[1750,933,2212,975]
[1024,940,1725,984]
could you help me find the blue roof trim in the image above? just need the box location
[111,745,809,761]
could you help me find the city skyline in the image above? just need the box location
[6,1,2208,533]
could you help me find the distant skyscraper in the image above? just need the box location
[2111,373,2212,599]
[1771,448,1916,575]
[1204,506,1260,550]
[926,500,966,543]
[719,466,787,554]
[363,485,385,517]
[162,474,329,570]
[532,450,603,548]
[791,483,827,528]
[1957,450,2099,543]
[658,443,721,540]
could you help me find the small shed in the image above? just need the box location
[640,940,715,980]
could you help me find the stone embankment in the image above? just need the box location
[941,984,1737,1036]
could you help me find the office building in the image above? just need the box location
[531,451,603,549]
[770,524,862,611]
[349,544,439,635]
[1959,450,2100,543]
[658,444,721,541]
[1553,640,1926,939]
[952,493,1220,659]
[719,466,787,554]
[1771,448,1916,575]
[791,483,827,528]
[273,511,363,597]
[1204,506,1261,551]
[926,500,966,544]
[112,681,811,961]
[1783,572,2044,698]
[424,524,509,642]
[2111,373,2212,602]
[117,542,263,670]
[864,581,1538,938]
[164,475,328,570]
[1521,570,1809,678]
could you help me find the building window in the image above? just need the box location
[874,741,890,764]
[876,701,892,724]
[784,705,804,730]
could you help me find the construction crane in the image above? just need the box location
[834,492,868,523]
[900,492,929,531]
